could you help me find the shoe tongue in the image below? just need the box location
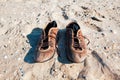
[73,24,79,32]
[45,21,57,36]
[67,22,80,37]
[52,21,57,27]
[72,23,80,36]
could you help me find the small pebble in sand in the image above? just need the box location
[70,66,73,68]
[26,40,29,43]
[3,70,7,73]
[91,17,102,22]
[110,30,117,34]
[21,33,26,38]
[81,6,88,10]
[50,68,55,75]
[104,47,107,50]
[37,13,41,17]
[102,15,105,18]
[22,47,26,51]
[19,67,24,77]
[110,30,113,33]
[62,74,66,78]
[73,0,76,2]
[101,33,105,37]
[4,55,8,59]
[97,37,99,39]
[4,45,8,48]
[62,11,69,20]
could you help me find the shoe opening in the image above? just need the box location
[41,21,57,49]
[67,22,82,50]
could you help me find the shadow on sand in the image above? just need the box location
[57,29,72,64]
[24,28,43,63]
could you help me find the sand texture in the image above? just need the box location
[0,0,120,80]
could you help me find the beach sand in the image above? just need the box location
[0,0,120,80]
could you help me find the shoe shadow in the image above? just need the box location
[24,28,43,64]
[57,29,72,64]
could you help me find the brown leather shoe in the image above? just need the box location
[36,21,58,63]
[66,22,87,63]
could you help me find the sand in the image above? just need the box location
[0,0,120,80]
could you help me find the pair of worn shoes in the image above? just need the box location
[35,21,87,63]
